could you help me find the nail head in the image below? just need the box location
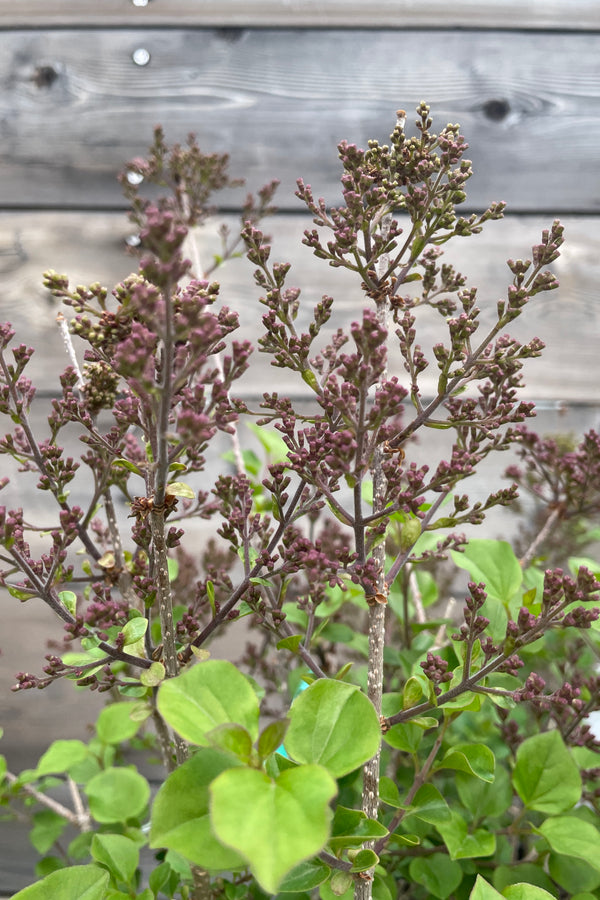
[132,48,151,67]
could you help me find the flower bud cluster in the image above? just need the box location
[452,582,490,643]
[420,651,452,695]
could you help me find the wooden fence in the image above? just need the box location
[0,1,599,889]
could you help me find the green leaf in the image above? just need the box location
[140,661,166,687]
[548,852,600,893]
[206,580,216,615]
[372,875,394,900]
[436,811,495,859]
[492,864,556,895]
[277,634,303,653]
[408,784,452,825]
[148,862,173,896]
[278,859,331,892]
[329,806,388,851]
[112,458,142,475]
[469,875,504,899]
[85,767,150,823]
[451,539,521,637]
[7,584,36,600]
[96,703,142,745]
[456,765,512,818]
[383,721,425,751]
[91,834,139,887]
[157,660,260,746]
[512,730,581,813]
[164,849,192,879]
[149,747,245,872]
[503,887,557,900]
[167,557,179,581]
[165,481,196,499]
[11,865,110,900]
[388,832,420,847]
[68,833,95,862]
[403,675,426,709]
[451,540,522,605]
[284,679,381,777]
[568,556,600,578]
[30,810,68,854]
[210,763,337,894]
[61,648,106,669]
[438,743,495,782]
[381,692,426,751]
[258,719,289,760]
[322,871,354,898]
[415,569,439,607]
[538,816,600,874]
[120,617,148,646]
[206,723,254,764]
[379,775,402,808]
[36,740,88,775]
[247,421,290,463]
[409,853,463,899]
[34,857,65,877]
[58,590,77,616]
[348,848,378,872]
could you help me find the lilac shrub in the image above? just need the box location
[1,106,600,900]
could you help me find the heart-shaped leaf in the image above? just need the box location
[284,679,380,777]
[210,763,337,893]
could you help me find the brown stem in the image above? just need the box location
[189,866,212,900]
[0,350,101,561]
[152,704,177,774]
[519,504,562,569]
[374,722,447,855]
[179,479,307,663]
[151,508,188,768]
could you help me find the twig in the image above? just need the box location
[5,772,81,826]
[519,505,562,569]
[151,508,188,768]
[409,568,426,624]
[67,776,91,831]
[373,722,447,855]
[56,311,85,390]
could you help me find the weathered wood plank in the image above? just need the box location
[1,29,599,212]
[0,211,598,401]
[0,0,598,29]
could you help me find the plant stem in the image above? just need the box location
[355,291,390,900]
[519,504,562,569]
[152,703,177,773]
[374,721,447,855]
[151,508,188,768]
[5,772,84,827]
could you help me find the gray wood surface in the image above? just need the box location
[0,0,598,29]
[0,211,598,401]
[1,29,599,212]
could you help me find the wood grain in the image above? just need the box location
[1,29,599,212]
[0,0,598,29]
[0,211,598,401]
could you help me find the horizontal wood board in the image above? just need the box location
[0,211,598,401]
[0,29,599,211]
[0,0,598,29]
